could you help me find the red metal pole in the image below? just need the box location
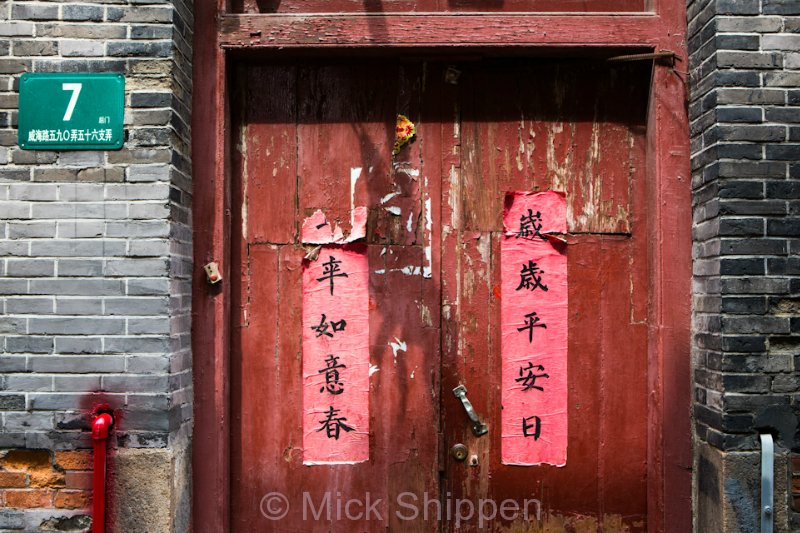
[92,413,113,533]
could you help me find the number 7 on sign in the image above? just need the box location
[61,83,82,121]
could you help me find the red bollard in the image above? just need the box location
[91,412,113,533]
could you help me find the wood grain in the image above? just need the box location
[233,0,644,15]
[220,14,665,49]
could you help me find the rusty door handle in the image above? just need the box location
[453,385,488,436]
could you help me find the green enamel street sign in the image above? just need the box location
[18,73,125,150]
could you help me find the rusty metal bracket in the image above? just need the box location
[607,50,677,65]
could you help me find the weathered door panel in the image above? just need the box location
[295,62,429,247]
[240,65,298,244]
[232,58,653,532]
[231,61,442,532]
[440,60,651,531]
[457,61,645,234]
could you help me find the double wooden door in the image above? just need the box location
[230,57,653,532]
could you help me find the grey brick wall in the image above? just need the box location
[0,0,193,455]
[689,0,799,528]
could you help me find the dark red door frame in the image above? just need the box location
[192,2,692,531]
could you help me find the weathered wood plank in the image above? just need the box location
[192,0,231,530]
[220,14,665,49]
[458,60,649,234]
[646,44,693,533]
[233,0,643,15]
[241,65,298,244]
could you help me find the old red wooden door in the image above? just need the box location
[231,57,652,532]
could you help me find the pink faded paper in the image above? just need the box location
[501,191,568,466]
[302,245,369,464]
[301,207,367,244]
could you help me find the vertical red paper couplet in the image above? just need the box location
[501,191,568,466]
[302,245,369,464]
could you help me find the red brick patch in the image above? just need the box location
[5,489,54,508]
[54,490,91,509]
[65,471,93,490]
[0,471,28,488]
[55,451,93,471]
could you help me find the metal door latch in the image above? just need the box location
[453,384,488,437]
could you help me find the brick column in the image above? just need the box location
[0,2,192,531]
[688,0,800,530]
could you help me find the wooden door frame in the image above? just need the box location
[192,2,692,531]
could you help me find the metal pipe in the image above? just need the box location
[760,433,774,533]
[92,412,114,533]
